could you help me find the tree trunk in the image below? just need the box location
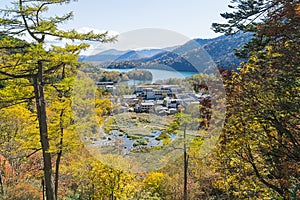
[33,61,56,200]
[0,173,4,195]
[42,179,45,200]
[55,109,64,199]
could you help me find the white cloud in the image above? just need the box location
[40,27,119,55]
[76,27,119,56]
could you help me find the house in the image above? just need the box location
[122,95,138,104]
[161,85,183,94]
[134,85,179,100]
[163,97,182,108]
[105,85,115,93]
[140,101,155,112]
[153,89,164,100]
[143,88,155,99]
[176,93,199,107]
[96,82,115,93]
[154,105,168,114]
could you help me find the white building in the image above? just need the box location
[140,101,155,112]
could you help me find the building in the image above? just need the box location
[163,97,182,108]
[161,85,183,94]
[96,81,114,86]
[96,82,115,94]
[134,101,155,113]
[143,88,155,99]
[140,101,155,112]
[134,85,179,100]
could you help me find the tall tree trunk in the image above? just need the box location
[33,61,56,200]
[55,109,64,199]
[0,173,4,195]
[54,147,62,200]
[42,179,45,200]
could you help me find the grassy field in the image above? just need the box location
[104,112,175,136]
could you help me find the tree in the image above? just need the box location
[212,0,300,198]
[140,172,170,199]
[212,0,300,57]
[0,104,42,198]
[63,150,139,200]
[0,1,114,199]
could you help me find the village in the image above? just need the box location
[92,80,213,156]
[96,81,210,116]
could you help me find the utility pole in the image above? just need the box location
[183,124,188,200]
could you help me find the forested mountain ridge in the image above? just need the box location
[79,48,167,63]
[82,32,252,71]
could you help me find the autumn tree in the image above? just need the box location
[212,0,300,199]
[61,150,139,200]
[0,1,114,199]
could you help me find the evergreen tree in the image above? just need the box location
[0,1,114,199]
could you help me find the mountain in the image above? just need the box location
[203,33,251,69]
[113,49,168,62]
[78,49,128,63]
[81,33,252,72]
[80,48,168,63]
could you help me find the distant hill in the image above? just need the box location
[203,33,251,69]
[81,33,252,72]
[79,49,128,62]
[114,49,168,62]
[80,48,168,63]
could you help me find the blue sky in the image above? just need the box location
[0,0,232,39]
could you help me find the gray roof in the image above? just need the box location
[141,102,155,106]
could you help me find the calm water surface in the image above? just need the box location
[103,68,198,84]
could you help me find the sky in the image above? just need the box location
[0,0,233,55]
[0,0,232,39]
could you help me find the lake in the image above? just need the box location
[103,68,198,84]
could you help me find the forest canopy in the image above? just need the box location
[0,0,299,200]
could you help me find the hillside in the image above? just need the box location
[81,32,252,72]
